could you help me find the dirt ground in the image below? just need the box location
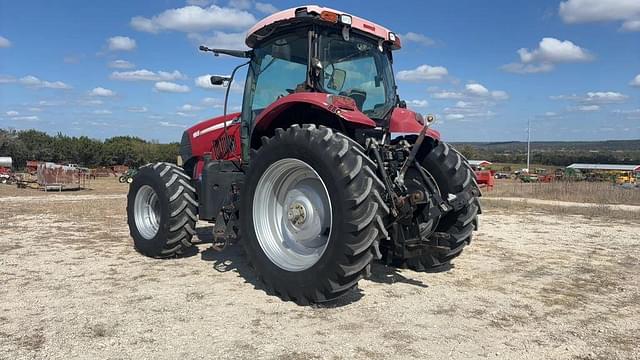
[1,178,639,360]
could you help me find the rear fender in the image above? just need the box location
[251,92,376,147]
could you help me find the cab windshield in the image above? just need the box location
[242,27,397,124]
[319,31,396,119]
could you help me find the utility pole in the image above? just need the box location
[526,119,531,173]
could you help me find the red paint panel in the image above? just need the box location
[389,108,440,140]
[253,92,376,131]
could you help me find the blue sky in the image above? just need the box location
[0,0,639,143]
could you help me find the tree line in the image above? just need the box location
[455,143,640,167]
[0,128,179,170]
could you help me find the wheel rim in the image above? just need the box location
[253,158,332,272]
[134,185,161,240]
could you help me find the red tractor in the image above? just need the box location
[127,6,480,304]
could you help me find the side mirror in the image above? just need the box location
[210,75,231,86]
[328,68,347,91]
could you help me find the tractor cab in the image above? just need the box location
[242,6,400,125]
[194,6,414,161]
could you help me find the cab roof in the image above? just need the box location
[245,5,401,50]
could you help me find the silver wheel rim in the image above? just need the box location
[253,158,332,272]
[134,185,161,240]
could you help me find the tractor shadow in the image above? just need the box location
[367,262,432,288]
[192,226,434,306]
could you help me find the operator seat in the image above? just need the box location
[340,89,367,111]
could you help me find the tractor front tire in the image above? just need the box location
[402,141,480,271]
[240,125,387,305]
[118,176,126,183]
[127,162,197,258]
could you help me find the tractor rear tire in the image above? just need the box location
[402,140,479,271]
[118,176,126,183]
[127,162,197,258]
[240,125,387,305]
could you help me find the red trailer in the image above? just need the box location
[37,162,89,191]
[474,170,495,190]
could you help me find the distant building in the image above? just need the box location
[567,163,640,172]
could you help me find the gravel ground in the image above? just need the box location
[1,182,639,360]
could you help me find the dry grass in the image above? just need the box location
[485,180,640,206]
[0,177,127,198]
[482,197,639,222]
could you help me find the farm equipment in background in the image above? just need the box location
[119,168,138,184]
[126,6,481,305]
[475,170,495,190]
[615,172,637,185]
[519,173,539,183]
[36,162,89,191]
[561,167,585,181]
[0,157,13,184]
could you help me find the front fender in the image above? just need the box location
[253,92,377,132]
[389,107,440,140]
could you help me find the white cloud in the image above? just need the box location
[188,31,249,50]
[180,104,202,112]
[110,69,186,81]
[502,37,592,74]
[583,91,628,104]
[11,115,40,121]
[465,83,489,96]
[176,111,196,117]
[128,106,148,113]
[154,81,190,93]
[552,91,628,109]
[518,37,592,64]
[491,90,510,100]
[614,109,640,119]
[396,64,448,81]
[81,99,104,106]
[545,112,558,117]
[621,19,640,31]
[107,36,137,51]
[6,110,19,116]
[501,63,554,74]
[19,75,72,89]
[0,36,11,48]
[255,2,278,14]
[39,100,64,106]
[446,114,465,120]
[229,0,252,9]
[407,99,429,108]
[0,75,15,83]
[159,121,187,128]
[400,32,436,47]
[131,5,256,33]
[186,0,212,5]
[202,97,224,107]
[630,74,640,87]
[108,60,135,69]
[90,87,116,97]
[93,109,112,115]
[575,105,600,112]
[431,91,465,99]
[461,83,509,100]
[559,0,640,26]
